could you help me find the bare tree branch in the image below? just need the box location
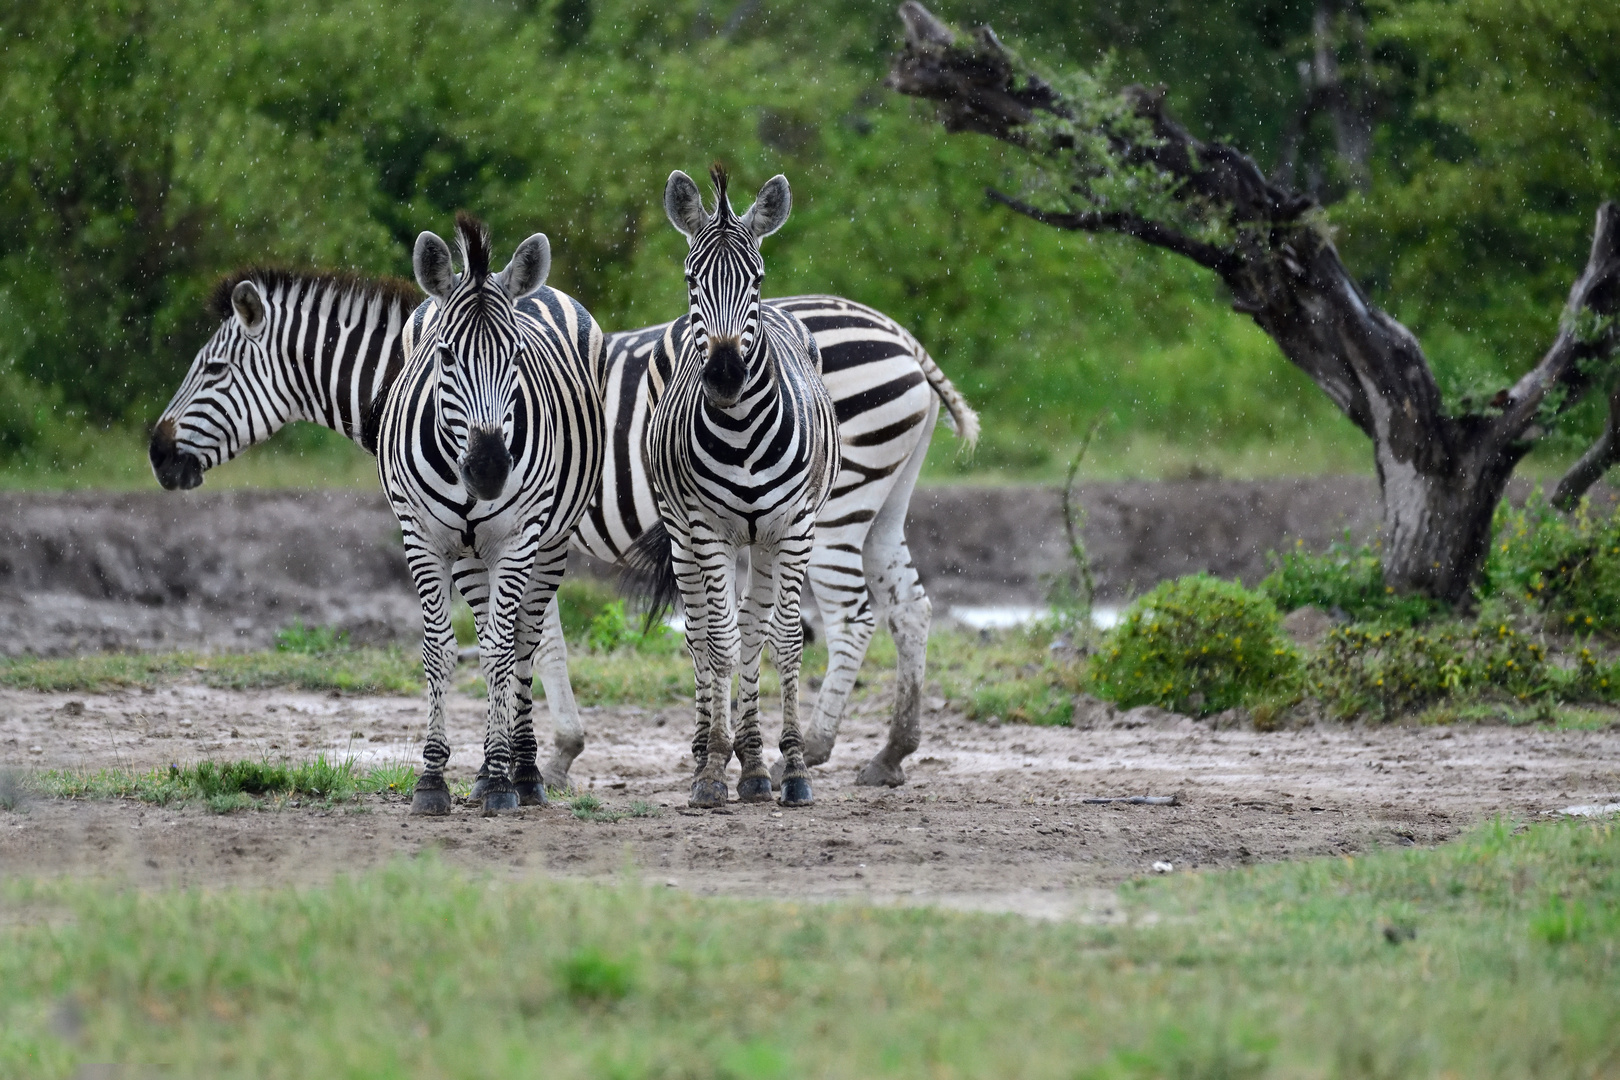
[984,189,1234,271]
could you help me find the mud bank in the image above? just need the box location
[0,477,1572,655]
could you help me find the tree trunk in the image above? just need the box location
[887,3,1620,603]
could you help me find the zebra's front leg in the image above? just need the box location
[771,565,876,788]
[474,553,531,815]
[769,543,816,808]
[534,600,584,792]
[681,545,736,809]
[407,537,459,816]
[732,552,777,803]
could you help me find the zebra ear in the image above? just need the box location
[413,230,457,303]
[497,233,550,299]
[740,175,791,241]
[664,170,709,240]
[231,281,268,337]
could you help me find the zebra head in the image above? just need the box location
[665,165,791,408]
[149,277,281,490]
[413,212,551,503]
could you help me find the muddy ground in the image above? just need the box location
[4,682,1616,917]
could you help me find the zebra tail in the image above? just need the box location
[620,519,680,632]
[903,325,980,452]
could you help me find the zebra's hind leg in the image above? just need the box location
[732,551,776,802]
[407,536,458,816]
[534,600,584,792]
[854,407,935,788]
[855,595,930,788]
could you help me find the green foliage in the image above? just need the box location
[273,621,350,655]
[1336,0,1620,432]
[1088,575,1300,716]
[1486,493,1620,634]
[586,599,680,656]
[1260,536,1444,625]
[2,821,1618,1076]
[1308,618,1613,722]
[0,0,1365,481]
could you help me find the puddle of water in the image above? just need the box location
[1553,802,1620,817]
[666,606,1123,634]
[949,605,1120,630]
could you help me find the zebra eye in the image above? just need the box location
[438,345,455,366]
[203,361,228,377]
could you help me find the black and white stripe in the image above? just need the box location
[375,213,604,814]
[154,273,976,793]
[641,166,840,809]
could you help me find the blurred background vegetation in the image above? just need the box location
[1,0,1614,488]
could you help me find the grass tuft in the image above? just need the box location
[32,756,375,811]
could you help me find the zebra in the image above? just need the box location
[148,268,417,488]
[152,269,976,793]
[637,165,840,809]
[374,212,604,814]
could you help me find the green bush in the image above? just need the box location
[1486,493,1620,634]
[585,598,680,656]
[1308,618,1613,721]
[1260,535,1443,625]
[1087,575,1300,716]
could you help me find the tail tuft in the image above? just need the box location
[619,520,680,632]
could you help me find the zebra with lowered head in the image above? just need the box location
[637,165,839,809]
[376,212,604,814]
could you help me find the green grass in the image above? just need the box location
[0,819,1615,1077]
[29,757,417,812]
[0,648,423,695]
[930,625,1084,726]
[567,793,661,823]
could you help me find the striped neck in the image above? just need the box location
[251,273,413,443]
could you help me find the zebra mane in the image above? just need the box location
[709,163,733,220]
[207,267,418,322]
[454,212,492,286]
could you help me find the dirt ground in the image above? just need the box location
[5,681,1618,919]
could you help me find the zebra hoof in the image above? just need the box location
[482,787,520,815]
[689,778,729,809]
[469,775,490,801]
[855,757,906,788]
[737,775,773,803]
[410,776,453,816]
[768,758,786,792]
[779,776,813,808]
[513,766,547,806]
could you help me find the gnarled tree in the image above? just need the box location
[887,2,1620,603]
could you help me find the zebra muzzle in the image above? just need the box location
[148,422,204,491]
[701,340,747,406]
[460,428,512,502]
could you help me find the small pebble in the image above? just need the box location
[1152,861,1174,873]
[29,746,43,754]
